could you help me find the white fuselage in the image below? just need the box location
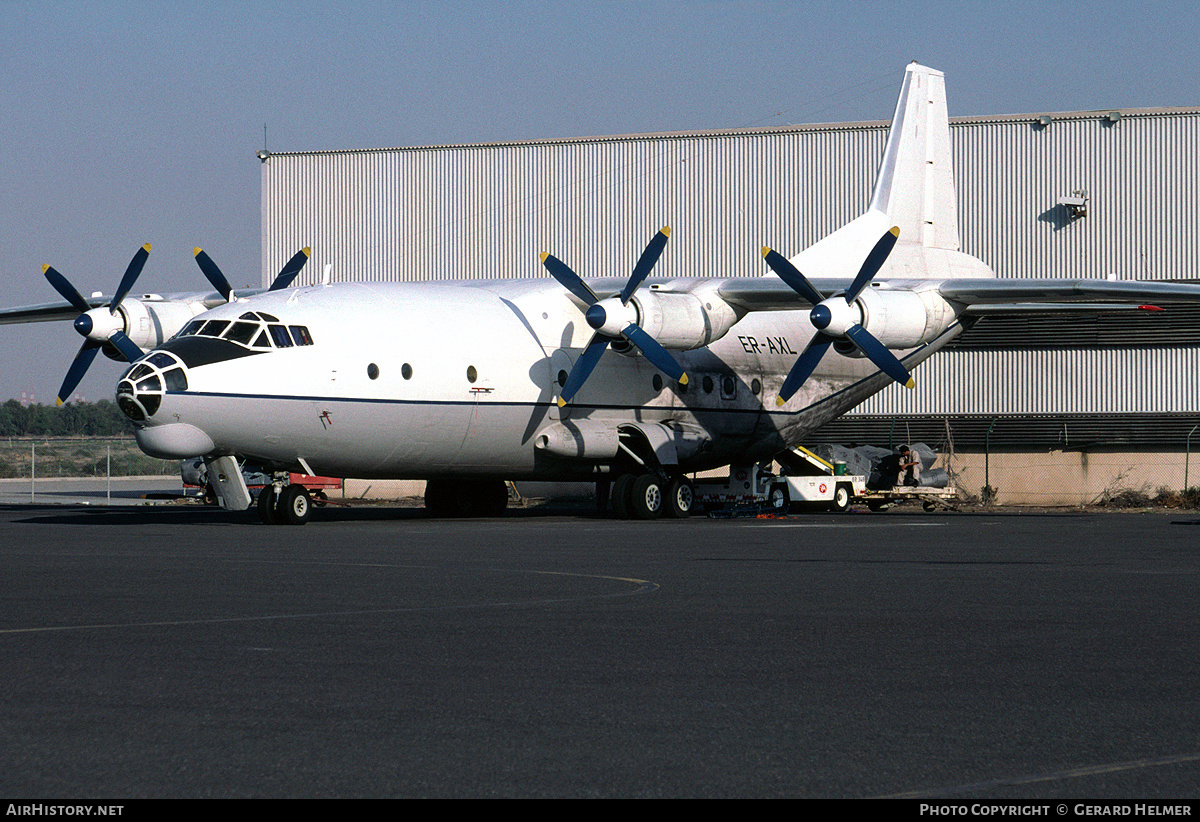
[122,276,962,480]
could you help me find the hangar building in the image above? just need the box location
[258,104,1200,504]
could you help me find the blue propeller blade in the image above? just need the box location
[844,324,914,388]
[620,227,670,304]
[761,248,825,306]
[108,330,144,364]
[110,243,151,309]
[269,247,311,291]
[194,248,234,301]
[845,226,899,302]
[621,323,688,384]
[777,334,833,405]
[56,340,102,406]
[558,334,611,406]
[42,265,91,313]
[540,253,600,306]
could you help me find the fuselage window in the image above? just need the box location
[224,322,259,345]
[467,365,478,383]
[702,375,714,394]
[198,320,230,337]
[268,325,293,347]
[652,374,663,392]
[721,375,737,399]
[289,325,313,346]
[367,363,379,380]
[402,363,413,380]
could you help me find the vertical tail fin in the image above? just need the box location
[868,63,960,251]
[787,63,965,279]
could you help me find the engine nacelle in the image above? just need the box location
[630,289,740,350]
[535,420,620,460]
[854,287,957,349]
[111,298,207,354]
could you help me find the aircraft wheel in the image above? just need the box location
[279,484,312,525]
[769,484,790,513]
[611,473,636,519]
[425,479,459,517]
[629,474,664,520]
[831,483,852,512]
[664,477,695,519]
[257,487,281,525]
[474,479,509,517]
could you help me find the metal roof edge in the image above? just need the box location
[262,106,1200,158]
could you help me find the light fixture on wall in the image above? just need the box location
[1057,190,1089,219]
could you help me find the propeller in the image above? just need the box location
[42,243,152,406]
[193,246,311,301]
[540,227,688,407]
[762,226,914,407]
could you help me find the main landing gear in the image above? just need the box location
[424,478,509,518]
[257,482,313,525]
[608,472,695,520]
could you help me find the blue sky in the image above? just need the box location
[1,0,1197,403]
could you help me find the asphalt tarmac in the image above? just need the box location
[2,501,1199,798]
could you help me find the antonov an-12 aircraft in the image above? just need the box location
[7,63,1200,524]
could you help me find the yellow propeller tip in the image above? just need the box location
[905,378,916,389]
[41,264,50,273]
[55,398,65,407]
[678,373,688,386]
[776,396,786,407]
[539,252,549,262]
[889,226,900,238]
[142,243,152,252]
[192,247,203,256]
[660,226,671,237]
[761,246,772,258]
[301,247,311,256]
[557,397,566,408]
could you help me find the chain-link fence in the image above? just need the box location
[868,429,1200,507]
[0,438,177,480]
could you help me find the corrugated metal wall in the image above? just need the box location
[260,108,1200,421]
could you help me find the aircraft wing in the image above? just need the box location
[0,298,110,325]
[702,276,1200,314]
[937,278,1200,313]
[0,290,239,326]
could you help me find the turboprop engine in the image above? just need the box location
[837,285,957,353]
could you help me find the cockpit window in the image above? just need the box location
[173,315,314,350]
[198,319,230,337]
[268,325,293,347]
[177,320,204,339]
[224,321,258,345]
